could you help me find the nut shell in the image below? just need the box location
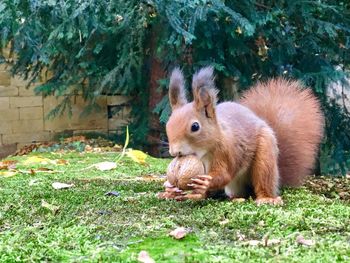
[166,155,205,190]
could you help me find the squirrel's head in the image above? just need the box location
[166,66,219,158]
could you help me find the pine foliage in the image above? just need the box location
[0,0,151,135]
[152,0,350,175]
[1,0,350,174]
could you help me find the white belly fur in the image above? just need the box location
[201,154,250,198]
[224,167,249,198]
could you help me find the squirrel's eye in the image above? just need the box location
[191,122,200,132]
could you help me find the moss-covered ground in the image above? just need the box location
[0,151,349,262]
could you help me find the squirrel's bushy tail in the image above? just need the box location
[240,78,324,186]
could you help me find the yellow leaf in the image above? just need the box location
[235,26,242,34]
[0,171,18,177]
[126,149,148,165]
[23,156,51,165]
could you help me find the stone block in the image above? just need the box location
[0,86,18,97]
[19,107,43,120]
[109,105,131,119]
[18,85,38,96]
[0,122,12,134]
[123,105,132,116]
[10,75,30,87]
[2,131,51,144]
[107,95,131,106]
[0,71,11,86]
[43,95,108,131]
[0,63,10,71]
[0,109,19,121]
[0,97,10,110]
[12,119,44,133]
[1,47,12,59]
[40,69,54,83]
[10,96,43,108]
[108,118,129,130]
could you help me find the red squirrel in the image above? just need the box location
[162,66,324,205]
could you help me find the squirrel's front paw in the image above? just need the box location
[157,181,185,200]
[186,175,212,199]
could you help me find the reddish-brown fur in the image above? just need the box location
[251,127,279,198]
[163,67,324,204]
[240,78,324,186]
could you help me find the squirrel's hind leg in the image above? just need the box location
[251,127,283,205]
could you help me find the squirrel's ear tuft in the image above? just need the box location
[192,66,218,118]
[169,68,187,110]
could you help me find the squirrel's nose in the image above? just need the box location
[169,148,182,157]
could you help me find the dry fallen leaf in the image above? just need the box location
[52,182,74,190]
[64,135,86,143]
[262,236,281,247]
[23,156,51,165]
[53,159,69,165]
[85,145,93,152]
[169,227,188,239]
[266,239,281,246]
[93,147,102,152]
[93,161,117,171]
[113,144,122,151]
[296,235,315,246]
[0,171,18,177]
[245,238,281,247]
[41,200,60,214]
[219,219,230,225]
[19,169,61,175]
[141,175,161,181]
[137,251,155,263]
[237,232,246,241]
[247,240,261,246]
[22,156,68,167]
[0,160,17,170]
[15,143,41,156]
[37,167,53,171]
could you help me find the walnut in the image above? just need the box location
[166,155,205,190]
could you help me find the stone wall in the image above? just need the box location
[0,63,130,154]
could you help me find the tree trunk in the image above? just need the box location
[147,27,166,157]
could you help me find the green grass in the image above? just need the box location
[0,151,350,262]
